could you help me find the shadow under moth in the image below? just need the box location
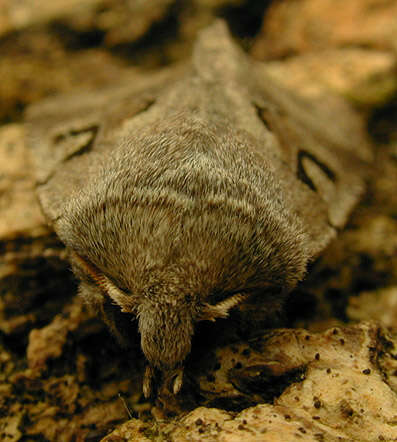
[26,21,372,397]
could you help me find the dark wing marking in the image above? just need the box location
[26,65,186,223]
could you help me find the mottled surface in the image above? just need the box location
[105,323,397,440]
[252,0,397,109]
[0,124,47,239]
[252,0,397,59]
[0,0,259,122]
[265,49,397,107]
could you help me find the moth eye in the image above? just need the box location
[52,125,99,159]
[297,150,336,192]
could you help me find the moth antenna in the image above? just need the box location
[71,251,138,312]
[200,292,249,322]
[118,393,133,420]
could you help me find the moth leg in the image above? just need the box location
[159,367,184,395]
[143,365,185,398]
[143,365,156,398]
[168,367,184,395]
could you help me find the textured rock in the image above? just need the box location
[0,124,47,239]
[101,418,152,442]
[348,286,397,326]
[104,323,397,440]
[1,1,396,440]
[26,297,88,375]
[252,0,397,107]
[252,0,397,59]
[0,0,174,44]
[0,1,246,122]
[265,49,397,106]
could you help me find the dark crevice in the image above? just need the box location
[0,100,26,126]
[218,0,273,39]
[352,273,390,293]
[324,288,349,322]
[284,289,318,324]
[48,22,105,50]
[111,1,182,65]
[367,95,397,145]
[205,396,257,412]
[229,364,307,403]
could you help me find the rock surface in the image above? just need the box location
[251,0,397,108]
[252,0,397,59]
[0,124,46,239]
[104,323,397,441]
[265,49,397,106]
[0,1,396,441]
[0,0,174,43]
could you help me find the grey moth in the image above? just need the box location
[27,20,371,396]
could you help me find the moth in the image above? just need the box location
[27,21,371,397]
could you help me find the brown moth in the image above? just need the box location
[27,21,371,397]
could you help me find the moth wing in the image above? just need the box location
[252,65,372,233]
[26,66,185,223]
[194,20,372,259]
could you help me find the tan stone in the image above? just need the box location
[0,124,47,239]
[252,0,397,59]
[265,49,397,106]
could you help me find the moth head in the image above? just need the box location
[137,290,248,396]
[71,251,247,395]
